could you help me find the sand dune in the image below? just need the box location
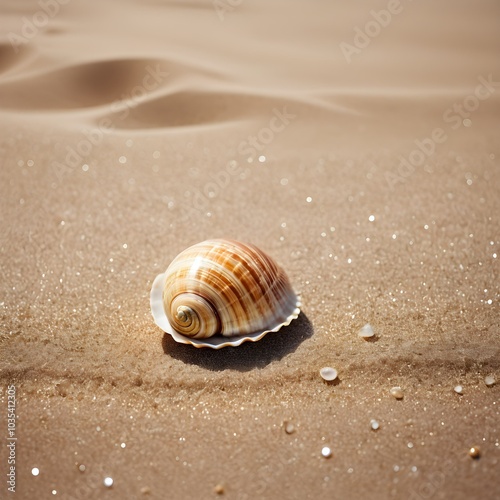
[0,59,172,110]
[1,1,499,499]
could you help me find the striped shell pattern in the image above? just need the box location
[153,239,300,346]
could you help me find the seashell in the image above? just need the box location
[319,367,338,381]
[390,386,404,400]
[358,323,374,339]
[150,239,301,349]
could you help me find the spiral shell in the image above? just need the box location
[150,239,301,348]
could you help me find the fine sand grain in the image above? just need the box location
[1,1,499,499]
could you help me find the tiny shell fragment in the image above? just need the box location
[358,323,374,338]
[370,419,380,430]
[214,484,225,495]
[320,367,338,381]
[321,446,332,458]
[454,385,463,395]
[390,387,404,400]
[484,376,496,387]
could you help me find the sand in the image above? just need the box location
[1,0,499,498]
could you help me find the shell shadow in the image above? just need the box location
[162,312,313,371]
[362,335,379,343]
[322,377,341,387]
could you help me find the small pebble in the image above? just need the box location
[485,376,496,387]
[78,464,86,472]
[214,484,225,495]
[469,446,481,459]
[454,385,463,395]
[284,421,295,435]
[370,419,380,430]
[321,446,332,458]
[358,323,374,338]
[320,367,338,382]
[140,486,151,495]
[103,477,114,488]
[390,387,404,400]
[31,467,40,476]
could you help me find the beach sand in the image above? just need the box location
[1,1,499,498]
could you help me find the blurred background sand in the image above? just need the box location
[0,0,499,498]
